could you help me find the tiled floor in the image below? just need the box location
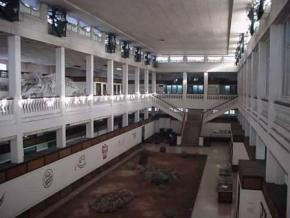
[146,142,236,218]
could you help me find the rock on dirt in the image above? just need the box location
[90,189,134,213]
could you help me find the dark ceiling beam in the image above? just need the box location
[227,0,234,55]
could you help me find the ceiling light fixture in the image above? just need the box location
[116,67,122,71]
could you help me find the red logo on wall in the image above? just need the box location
[102,144,109,160]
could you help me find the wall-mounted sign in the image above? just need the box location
[75,154,86,170]
[42,169,54,188]
[102,144,108,160]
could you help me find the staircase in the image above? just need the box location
[202,97,238,123]
[181,109,203,146]
[151,95,184,121]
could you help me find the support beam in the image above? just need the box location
[135,67,140,95]
[8,35,23,163]
[144,108,149,120]
[56,126,66,148]
[182,72,187,107]
[107,59,114,96]
[56,47,66,98]
[152,72,156,94]
[107,115,114,132]
[86,54,94,96]
[122,113,128,127]
[86,120,94,138]
[134,110,140,123]
[204,72,208,101]
[144,69,149,94]
[122,64,128,97]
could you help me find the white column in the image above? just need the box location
[144,69,149,94]
[144,108,149,120]
[122,113,128,127]
[249,126,256,146]
[182,72,187,108]
[107,115,114,132]
[56,47,66,98]
[122,64,128,97]
[86,120,94,138]
[86,54,94,96]
[204,72,208,101]
[266,150,285,184]
[56,125,66,148]
[268,24,284,130]
[134,110,140,123]
[152,72,157,94]
[135,67,140,95]
[8,35,23,163]
[107,59,114,97]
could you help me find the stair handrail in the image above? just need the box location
[152,94,187,136]
[202,96,238,121]
[152,94,184,113]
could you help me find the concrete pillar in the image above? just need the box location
[56,47,66,98]
[122,113,128,127]
[152,72,156,94]
[268,24,284,130]
[204,72,208,101]
[8,35,23,163]
[10,134,23,163]
[122,64,128,97]
[144,69,149,94]
[86,120,94,138]
[144,108,149,120]
[266,150,286,185]
[107,59,114,97]
[86,54,94,97]
[182,72,187,107]
[56,126,66,148]
[134,110,140,123]
[249,126,256,146]
[107,115,114,132]
[135,67,140,95]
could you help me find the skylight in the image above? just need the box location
[170,56,183,63]
[207,56,223,63]
[156,56,169,63]
[187,56,204,63]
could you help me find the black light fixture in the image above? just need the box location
[105,33,116,53]
[47,7,67,37]
[144,52,151,65]
[0,0,19,22]
[152,55,158,68]
[121,41,130,58]
[134,47,142,62]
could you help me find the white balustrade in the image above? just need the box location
[0,98,14,119]
[21,97,60,115]
[186,94,204,100]
[93,95,111,105]
[207,94,237,100]
[64,96,90,110]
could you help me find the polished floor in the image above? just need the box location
[147,142,236,218]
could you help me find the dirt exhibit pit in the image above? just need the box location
[47,151,207,218]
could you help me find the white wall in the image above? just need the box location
[201,122,231,137]
[0,122,154,218]
[232,142,249,165]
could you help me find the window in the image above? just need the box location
[207,56,222,63]
[156,56,169,63]
[20,0,40,17]
[0,63,7,71]
[170,56,183,63]
[79,20,91,37]
[187,56,204,63]
[223,56,235,63]
[92,28,102,41]
[283,19,290,98]
[66,15,78,32]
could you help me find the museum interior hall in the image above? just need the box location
[0,0,289,218]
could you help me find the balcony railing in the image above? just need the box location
[21,97,61,115]
[0,98,14,120]
[157,94,237,100]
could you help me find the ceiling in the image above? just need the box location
[43,0,252,56]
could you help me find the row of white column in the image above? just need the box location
[182,72,209,100]
[7,35,156,163]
